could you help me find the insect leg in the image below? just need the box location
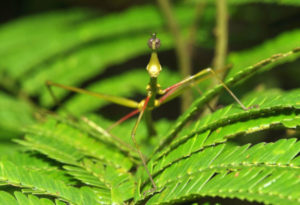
[131,96,157,193]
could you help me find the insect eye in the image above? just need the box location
[155,38,161,49]
[148,33,161,50]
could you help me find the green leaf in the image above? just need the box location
[0,92,34,138]
[63,159,136,203]
[227,29,300,79]
[0,191,17,205]
[71,159,135,203]
[0,142,24,156]
[0,9,91,56]
[0,160,103,204]
[144,139,300,204]
[17,119,133,170]
[158,46,300,152]
[147,168,300,205]
[15,191,57,205]
[151,89,300,173]
[0,4,196,80]
[1,152,73,185]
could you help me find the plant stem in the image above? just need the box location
[205,0,228,113]
[156,0,192,112]
[213,0,228,74]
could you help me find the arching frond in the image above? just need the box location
[142,139,300,204]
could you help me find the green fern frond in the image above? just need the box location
[15,134,84,166]
[149,89,300,181]
[17,119,134,170]
[1,152,73,184]
[158,46,300,151]
[77,159,135,203]
[143,139,300,204]
[147,168,300,205]
[0,160,103,204]
[63,165,108,188]
[153,139,300,188]
[62,165,113,203]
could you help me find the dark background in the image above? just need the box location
[1,0,150,23]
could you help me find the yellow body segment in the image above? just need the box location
[146,52,162,78]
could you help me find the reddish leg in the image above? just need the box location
[107,109,140,131]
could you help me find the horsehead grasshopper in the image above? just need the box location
[46,33,251,192]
